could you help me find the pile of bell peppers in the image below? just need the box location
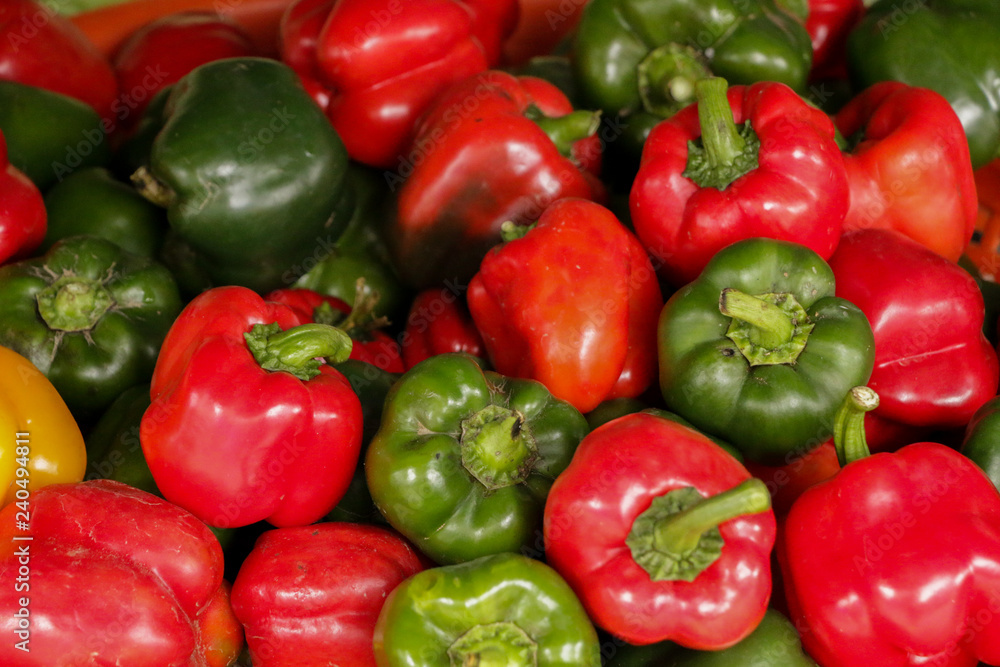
[1,0,1000,665]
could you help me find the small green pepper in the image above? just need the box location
[962,395,1000,493]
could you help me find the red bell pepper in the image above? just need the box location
[265,286,405,373]
[0,0,119,121]
[231,522,427,667]
[543,411,776,648]
[0,479,242,667]
[0,129,45,265]
[279,0,519,168]
[835,81,977,262]
[139,285,364,529]
[780,386,1000,667]
[965,158,1000,280]
[387,69,605,289]
[400,287,487,370]
[806,0,865,82]
[467,197,662,414]
[629,77,849,288]
[828,228,999,434]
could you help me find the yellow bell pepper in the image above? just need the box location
[0,345,86,506]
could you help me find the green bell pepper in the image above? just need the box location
[962,395,1000,493]
[846,0,1000,169]
[365,353,589,564]
[0,80,112,192]
[0,235,183,420]
[132,57,351,293]
[373,552,601,666]
[41,167,167,258]
[658,237,875,464]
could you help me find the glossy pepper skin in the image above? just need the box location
[400,287,487,370]
[806,0,864,82]
[780,387,1000,667]
[0,235,183,420]
[139,285,364,529]
[544,411,776,648]
[468,198,662,414]
[0,479,243,667]
[387,70,605,289]
[828,229,999,433]
[0,129,45,265]
[657,237,875,464]
[373,552,602,666]
[231,523,427,667]
[630,78,850,288]
[133,57,350,293]
[835,82,977,262]
[366,352,589,564]
[0,345,86,506]
[280,0,519,168]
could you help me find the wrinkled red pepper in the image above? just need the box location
[0,479,242,667]
[828,229,999,434]
[140,285,363,529]
[0,129,45,265]
[544,411,776,648]
[467,198,662,414]
[780,386,1000,667]
[231,522,427,667]
[388,69,605,289]
[279,0,519,168]
[806,0,865,82]
[835,81,977,262]
[630,77,849,287]
[400,287,487,370]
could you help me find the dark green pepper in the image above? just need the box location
[132,57,350,293]
[962,395,1000,493]
[41,167,167,258]
[658,238,875,464]
[365,353,589,564]
[0,235,183,420]
[373,552,601,666]
[847,0,1000,168]
[0,80,112,192]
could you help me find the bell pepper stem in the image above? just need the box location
[834,386,880,467]
[525,106,601,159]
[130,165,176,209]
[245,322,353,381]
[36,276,114,332]
[460,405,538,491]
[447,621,538,666]
[720,288,794,349]
[500,220,533,243]
[637,43,713,118]
[683,77,760,190]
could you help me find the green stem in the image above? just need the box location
[460,405,538,492]
[447,622,538,666]
[720,288,794,349]
[834,386,880,467]
[130,165,175,209]
[36,276,114,332]
[637,43,713,118]
[500,220,533,243]
[244,322,353,381]
[525,106,600,159]
[682,77,760,190]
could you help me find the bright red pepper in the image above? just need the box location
[629,77,849,288]
[279,0,518,168]
[400,287,487,370]
[0,479,242,667]
[467,198,662,414]
[231,522,427,667]
[0,0,119,121]
[0,129,45,265]
[265,286,405,373]
[388,69,605,289]
[780,386,1000,667]
[544,411,776,648]
[140,285,363,529]
[835,81,977,262]
[806,0,865,82]
[828,229,999,434]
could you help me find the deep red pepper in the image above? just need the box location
[629,77,849,288]
[0,129,45,265]
[544,411,776,649]
[467,197,662,414]
[387,69,605,289]
[806,0,865,82]
[400,287,487,370]
[835,81,978,262]
[139,285,363,529]
[279,0,518,168]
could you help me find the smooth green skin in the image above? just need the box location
[961,396,1000,494]
[375,552,601,666]
[0,235,183,420]
[42,167,167,258]
[847,0,1000,169]
[365,353,589,565]
[144,57,349,293]
[604,609,817,666]
[0,80,111,192]
[572,0,812,117]
[960,255,1000,348]
[658,238,875,465]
